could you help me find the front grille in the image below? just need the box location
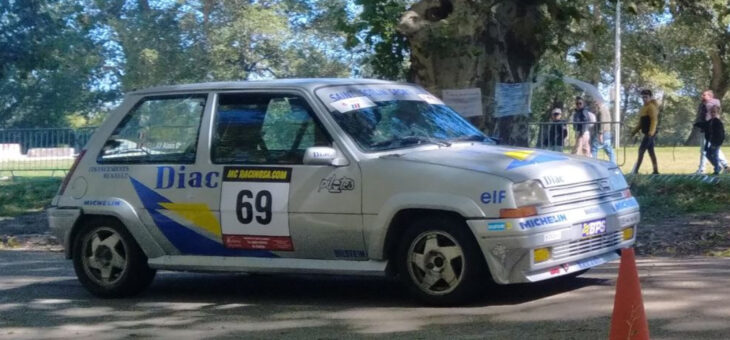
[552,230,623,261]
[547,179,617,205]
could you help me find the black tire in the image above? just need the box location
[395,215,489,306]
[72,217,156,298]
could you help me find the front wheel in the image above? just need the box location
[72,218,156,298]
[396,216,489,305]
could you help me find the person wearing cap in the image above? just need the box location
[694,90,729,174]
[543,108,568,152]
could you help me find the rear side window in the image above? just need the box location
[98,95,206,164]
[211,93,330,164]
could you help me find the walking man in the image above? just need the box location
[571,96,595,156]
[694,90,729,174]
[631,89,659,174]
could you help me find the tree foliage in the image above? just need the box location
[3,0,730,149]
[0,0,109,128]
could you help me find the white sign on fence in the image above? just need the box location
[495,82,532,117]
[441,88,482,118]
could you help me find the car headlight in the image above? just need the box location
[608,167,628,191]
[512,180,550,207]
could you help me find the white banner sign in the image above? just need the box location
[442,88,483,117]
[495,83,532,117]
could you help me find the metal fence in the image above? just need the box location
[0,128,96,176]
[1,122,628,175]
[525,121,628,166]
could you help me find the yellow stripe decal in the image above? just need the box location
[504,150,534,161]
[159,202,221,237]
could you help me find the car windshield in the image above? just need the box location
[316,85,493,152]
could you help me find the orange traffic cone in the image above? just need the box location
[609,248,649,340]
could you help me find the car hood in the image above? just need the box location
[384,144,613,187]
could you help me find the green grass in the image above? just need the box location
[1,146,729,218]
[0,177,62,217]
[0,158,73,174]
[629,175,730,220]
[595,146,730,174]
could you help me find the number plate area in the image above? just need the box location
[220,166,294,251]
[581,219,607,238]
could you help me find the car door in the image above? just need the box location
[95,93,225,256]
[211,91,366,260]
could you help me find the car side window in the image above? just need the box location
[98,95,206,164]
[211,93,331,164]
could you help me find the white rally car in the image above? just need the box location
[48,79,639,305]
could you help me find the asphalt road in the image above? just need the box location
[0,250,729,339]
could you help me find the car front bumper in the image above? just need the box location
[467,197,640,284]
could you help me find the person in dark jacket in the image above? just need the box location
[631,89,660,174]
[694,90,729,174]
[694,105,725,175]
[543,108,568,152]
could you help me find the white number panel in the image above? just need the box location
[220,167,293,251]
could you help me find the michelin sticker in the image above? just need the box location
[519,214,567,230]
[83,200,122,207]
[220,166,294,251]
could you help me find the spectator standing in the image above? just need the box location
[631,89,659,174]
[571,97,595,156]
[694,105,725,175]
[590,102,616,164]
[543,108,568,152]
[694,90,729,174]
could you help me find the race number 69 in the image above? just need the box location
[236,189,272,225]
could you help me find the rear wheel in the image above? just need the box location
[396,216,488,305]
[72,217,156,298]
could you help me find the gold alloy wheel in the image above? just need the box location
[406,230,466,296]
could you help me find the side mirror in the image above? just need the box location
[303,147,348,167]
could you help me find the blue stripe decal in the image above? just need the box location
[129,177,277,257]
[507,153,568,170]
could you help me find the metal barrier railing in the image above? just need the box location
[0,122,628,175]
[525,121,627,166]
[0,127,96,176]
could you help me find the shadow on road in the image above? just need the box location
[4,251,729,339]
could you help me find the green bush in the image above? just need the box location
[0,177,62,216]
[629,175,730,220]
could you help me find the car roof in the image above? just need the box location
[129,78,403,95]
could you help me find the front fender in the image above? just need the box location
[365,192,485,259]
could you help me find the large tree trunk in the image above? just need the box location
[397,1,548,146]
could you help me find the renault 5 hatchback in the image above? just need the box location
[48,79,640,305]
